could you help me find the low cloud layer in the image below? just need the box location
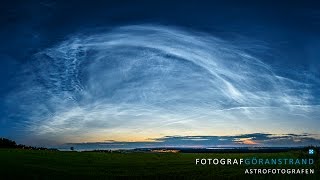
[60,133,320,150]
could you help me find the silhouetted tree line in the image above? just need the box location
[0,137,58,151]
[0,137,16,148]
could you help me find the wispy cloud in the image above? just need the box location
[6,25,320,145]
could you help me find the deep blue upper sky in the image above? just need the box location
[0,0,319,147]
[1,0,319,86]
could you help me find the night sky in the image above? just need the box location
[1,0,320,148]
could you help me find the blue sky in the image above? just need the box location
[0,0,319,148]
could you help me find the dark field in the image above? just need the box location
[0,149,319,179]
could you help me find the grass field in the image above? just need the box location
[0,149,319,179]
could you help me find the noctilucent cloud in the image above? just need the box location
[1,1,319,148]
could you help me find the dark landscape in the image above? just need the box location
[0,138,319,179]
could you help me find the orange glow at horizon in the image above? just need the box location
[234,138,259,145]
